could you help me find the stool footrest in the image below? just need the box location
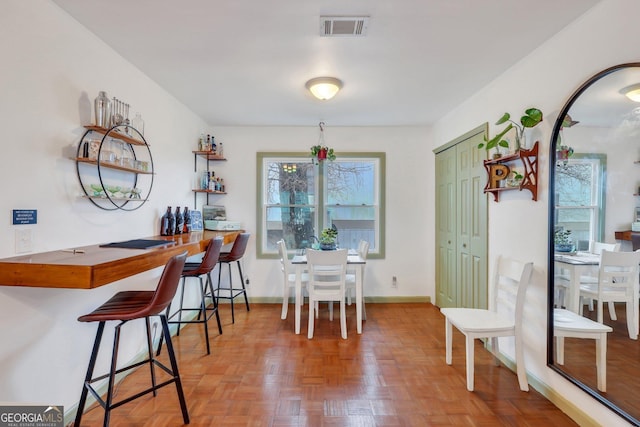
[85,359,179,411]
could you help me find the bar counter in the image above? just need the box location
[0,230,241,289]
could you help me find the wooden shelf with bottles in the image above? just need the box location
[192,149,227,209]
[483,141,538,202]
[75,124,154,211]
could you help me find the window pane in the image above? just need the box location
[556,162,595,206]
[328,207,376,250]
[265,206,316,251]
[556,207,594,245]
[326,160,375,205]
[266,161,315,205]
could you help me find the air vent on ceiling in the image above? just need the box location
[320,16,369,37]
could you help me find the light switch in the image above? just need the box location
[15,229,32,253]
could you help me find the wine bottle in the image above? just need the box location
[167,207,176,236]
[174,206,184,235]
[183,206,191,233]
[211,136,217,154]
[160,206,171,236]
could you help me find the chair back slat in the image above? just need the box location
[148,251,188,315]
[491,256,533,331]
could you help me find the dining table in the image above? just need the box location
[554,251,600,313]
[291,251,366,335]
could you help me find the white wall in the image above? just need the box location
[431,0,640,425]
[0,0,432,417]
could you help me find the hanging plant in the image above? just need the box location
[310,145,336,162]
[310,121,337,164]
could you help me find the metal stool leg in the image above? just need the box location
[236,260,250,312]
[74,321,105,427]
[145,318,157,396]
[160,314,190,424]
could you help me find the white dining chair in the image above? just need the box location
[306,248,348,339]
[346,240,369,315]
[277,239,308,320]
[579,249,640,339]
[440,255,533,391]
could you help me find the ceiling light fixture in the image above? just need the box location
[622,83,640,102]
[305,77,343,100]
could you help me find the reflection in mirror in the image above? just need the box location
[548,63,640,425]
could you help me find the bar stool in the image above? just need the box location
[214,232,250,323]
[74,251,189,427]
[159,237,223,355]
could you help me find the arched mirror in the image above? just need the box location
[548,62,640,425]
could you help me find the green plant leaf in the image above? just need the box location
[521,108,543,128]
[495,113,510,125]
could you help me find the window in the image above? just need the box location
[257,152,385,258]
[555,154,606,248]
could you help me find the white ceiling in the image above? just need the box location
[52,0,600,127]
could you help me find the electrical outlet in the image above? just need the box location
[392,276,397,288]
[15,229,33,253]
[245,278,250,285]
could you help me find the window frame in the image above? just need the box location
[256,151,385,259]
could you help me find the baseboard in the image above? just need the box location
[248,296,431,304]
[495,349,600,427]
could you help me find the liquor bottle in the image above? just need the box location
[209,171,215,191]
[160,206,171,236]
[220,178,225,192]
[183,206,191,233]
[199,133,205,151]
[211,136,217,154]
[167,207,176,236]
[174,206,184,235]
[218,142,224,157]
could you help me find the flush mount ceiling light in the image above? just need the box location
[305,77,343,100]
[622,83,640,102]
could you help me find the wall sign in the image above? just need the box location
[12,209,37,225]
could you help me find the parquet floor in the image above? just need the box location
[75,303,577,426]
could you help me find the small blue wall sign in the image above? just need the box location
[12,209,37,225]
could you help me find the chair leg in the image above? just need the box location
[228,262,235,323]
[514,333,529,391]
[308,298,315,339]
[608,301,617,321]
[207,272,223,335]
[340,298,347,339]
[176,277,186,335]
[281,285,289,320]
[74,321,105,427]
[145,318,158,396]
[236,260,250,312]
[103,322,122,426]
[198,276,211,355]
[159,314,190,424]
[445,318,452,365]
[464,334,475,391]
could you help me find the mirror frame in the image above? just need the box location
[547,62,640,426]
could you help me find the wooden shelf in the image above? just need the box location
[192,189,226,195]
[193,151,226,161]
[76,157,153,174]
[483,141,538,202]
[84,125,147,146]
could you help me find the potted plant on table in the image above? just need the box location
[554,229,574,253]
[478,107,544,158]
[319,227,338,250]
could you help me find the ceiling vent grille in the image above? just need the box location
[320,16,369,37]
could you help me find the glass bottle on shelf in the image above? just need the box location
[94,91,111,128]
[167,208,176,236]
[160,206,172,236]
[183,206,191,233]
[174,206,183,235]
[211,136,217,154]
[218,142,223,157]
[131,112,144,136]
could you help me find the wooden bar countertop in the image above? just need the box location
[0,230,241,289]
